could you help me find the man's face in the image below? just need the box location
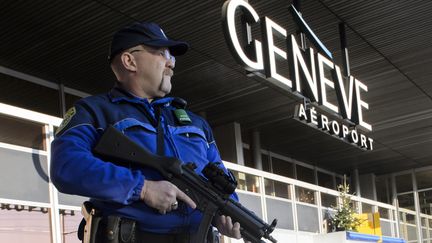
[129,45,175,99]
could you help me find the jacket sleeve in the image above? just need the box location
[50,102,144,205]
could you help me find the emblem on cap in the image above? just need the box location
[160,28,168,39]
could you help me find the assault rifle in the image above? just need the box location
[93,126,277,243]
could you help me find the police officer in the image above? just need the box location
[50,22,244,242]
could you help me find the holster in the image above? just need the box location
[79,201,136,243]
[80,201,102,243]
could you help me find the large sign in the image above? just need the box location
[222,0,374,150]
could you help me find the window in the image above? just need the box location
[418,189,432,215]
[296,165,315,184]
[0,114,45,150]
[261,153,270,172]
[376,175,392,204]
[264,178,290,199]
[321,193,337,208]
[396,174,413,193]
[398,193,415,210]
[271,157,294,178]
[0,205,50,242]
[0,73,60,116]
[416,170,432,190]
[296,187,316,205]
[243,148,252,168]
[318,171,334,189]
[231,170,260,193]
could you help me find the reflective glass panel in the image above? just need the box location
[362,203,374,214]
[318,171,334,189]
[231,170,260,193]
[418,189,432,215]
[321,193,337,208]
[0,114,45,150]
[296,187,316,205]
[396,174,413,193]
[378,207,390,219]
[416,170,432,190]
[0,206,50,242]
[271,157,294,178]
[398,193,415,210]
[296,165,315,184]
[264,178,290,199]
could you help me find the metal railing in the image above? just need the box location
[224,162,401,238]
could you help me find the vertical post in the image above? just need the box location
[371,173,377,201]
[412,170,423,242]
[251,129,262,170]
[234,123,244,166]
[259,175,268,223]
[291,184,299,233]
[293,0,307,50]
[353,169,362,213]
[391,174,401,238]
[46,124,62,243]
[58,83,66,117]
[338,23,351,77]
[316,190,324,233]
[353,168,361,196]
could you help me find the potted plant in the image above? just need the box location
[331,176,363,232]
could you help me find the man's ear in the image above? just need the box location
[121,52,137,72]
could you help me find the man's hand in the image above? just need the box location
[214,215,251,243]
[140,180,196,214]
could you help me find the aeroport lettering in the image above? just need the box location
[295,103,374,150]
[222,0,372,132]
[222,0,374,150]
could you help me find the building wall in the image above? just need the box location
[0,67,431,242]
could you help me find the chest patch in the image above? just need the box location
[173,109,192,125]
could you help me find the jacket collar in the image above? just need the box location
[108,86,174,107]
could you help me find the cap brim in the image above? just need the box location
[144,39,189,56]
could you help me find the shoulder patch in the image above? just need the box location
[56,107,76,135]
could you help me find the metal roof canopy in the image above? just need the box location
[1,0,431,175]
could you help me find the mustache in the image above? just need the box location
[164,69,174,77]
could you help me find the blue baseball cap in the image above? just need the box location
[108,22,189,62]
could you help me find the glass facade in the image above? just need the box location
[0,72,428,242]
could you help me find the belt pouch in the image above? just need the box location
[120,218,136,243]
[105,216,121,243]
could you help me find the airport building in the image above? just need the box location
[0,1,431,242]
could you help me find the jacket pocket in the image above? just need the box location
[112,118,157,153]
[169,125,209,168]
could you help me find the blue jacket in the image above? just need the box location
[50,87,237,234]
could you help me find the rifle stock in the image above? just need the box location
[93,126,277,243]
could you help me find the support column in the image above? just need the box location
[352,168,362,213]
[251,129,262,170]
[353,168,361,197]
[412,170,423,242]
[58,83,66,117]
[391,174,401,238]
[46,125,62,243]
[213,122,244,165]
